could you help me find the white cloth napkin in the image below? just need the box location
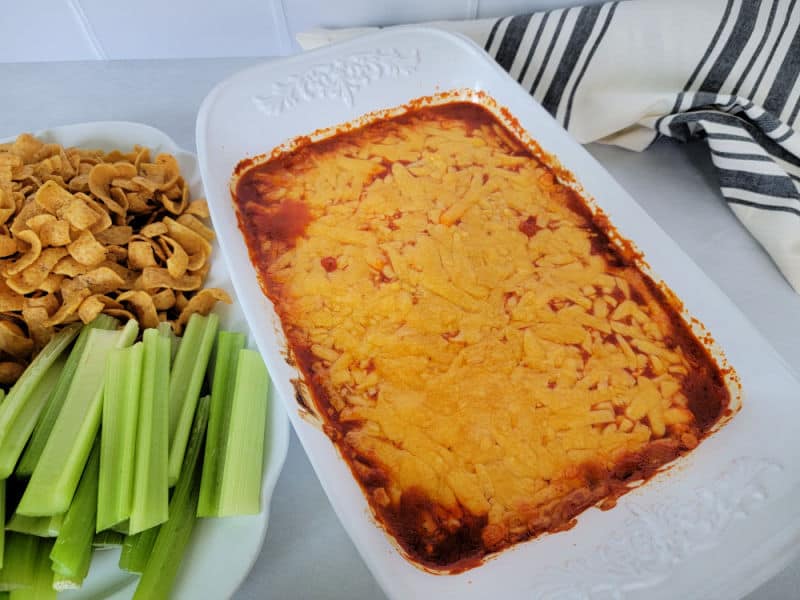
[298,0,800,294]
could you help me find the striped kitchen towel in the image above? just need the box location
[298,0,800,294]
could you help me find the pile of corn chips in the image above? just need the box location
[0,134,231,384]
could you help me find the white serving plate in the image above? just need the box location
[1,122,290,600]
[196,28,800,600]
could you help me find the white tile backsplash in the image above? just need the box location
[0,0,100,62]
[78,0,291,59]
[0,0,605,62]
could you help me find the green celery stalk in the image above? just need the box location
[117,319,141,347]
[0,480,4,568]
[167,313,218,485]
[133,395,210,600]
[17,315,118,477]
[197,331,246,516]
[8,538,54,600]
[0,533,36,591]
[5,513,63,538]
[51,552,93,591]
[92,530,124,549]
[0,326,79,459]
[157,322,179,363]
[216,349,270,516]
[129,330,170,535]
[97,342,144,531]
[0,398,3,568]
[51,571,82,592]
[119,527,159,574]
[0,355,66,478]
[49,443,99,584]
[17,321,138,517]
[111,522,129,535]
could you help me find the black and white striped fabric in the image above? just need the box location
[297,0,800,293]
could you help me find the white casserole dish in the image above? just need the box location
[196,27,800,599]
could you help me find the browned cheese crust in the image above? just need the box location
[233,103,730,572]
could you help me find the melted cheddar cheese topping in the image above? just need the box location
[234,102,728,570]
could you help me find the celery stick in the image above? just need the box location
[0,398,3,568]
[0,355,66,479]
[119,527,159,574]
[157,322,179,363]
[17,322,137,517]
[217,349,270,516]
[115,319,141,349]
[0,325,79,455]
[167,313,218,485]
[5,513,62,538]
[0,533,36,591]
[129,330,170,535]
[92,530,124,549]
[111,522,129,535]
[55,523,95,591]
[97,342,143,531]
[49,443,99,584]
[17,315,118,477]
[133,395,209,600]
[51,572,82,592]
[0,480,4,568]
[9,538,54,600]
[197,331,245,516]
[51,554,91,591]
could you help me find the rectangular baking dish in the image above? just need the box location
[196,27,800,599]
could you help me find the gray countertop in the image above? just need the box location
[2,57,798,600]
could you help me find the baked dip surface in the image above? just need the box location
[233,101,730,571]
